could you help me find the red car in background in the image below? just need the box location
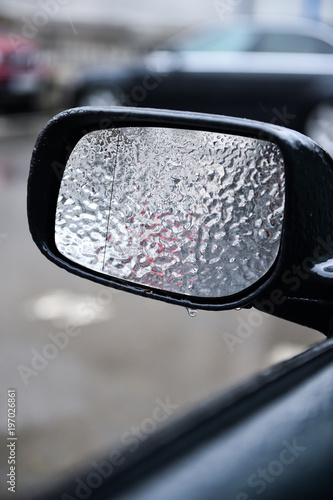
[0,35,52,110]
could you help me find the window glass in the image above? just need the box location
[256,33,333,54]
[177,29,259,52]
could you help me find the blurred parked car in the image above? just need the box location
[0,35,52,111]
[72,18,333,153]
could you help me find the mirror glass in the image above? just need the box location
[55,127,285,298]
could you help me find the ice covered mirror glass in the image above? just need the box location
[55,127,285,298]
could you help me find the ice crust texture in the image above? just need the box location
[55,127,285,298]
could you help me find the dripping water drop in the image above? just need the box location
[187,308,197,317]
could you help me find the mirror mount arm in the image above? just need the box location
[254,296,333,337]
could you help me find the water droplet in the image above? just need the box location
[187,308,197,317]
[323,265,333,273]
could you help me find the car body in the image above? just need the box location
[71,18,333,151]
[0,35,52,110]
[32,339,333,500]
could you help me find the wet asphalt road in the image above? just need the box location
[0,112,324,498]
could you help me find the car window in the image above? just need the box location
[256,33,333,54]
[176,29,260,52]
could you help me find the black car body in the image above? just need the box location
[72,18,333,148]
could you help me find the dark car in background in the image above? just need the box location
[72,18,333,152]
[0,35,52,110]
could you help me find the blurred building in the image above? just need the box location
[0,0,332,38]
[0,0,332,93]
[252,0,333,23]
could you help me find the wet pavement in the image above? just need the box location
[0,111,325,498]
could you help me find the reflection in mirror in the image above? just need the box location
[55,127,285,298]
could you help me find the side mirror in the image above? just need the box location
[27,107,333,335]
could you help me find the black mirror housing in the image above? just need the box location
[27,107,333,335]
